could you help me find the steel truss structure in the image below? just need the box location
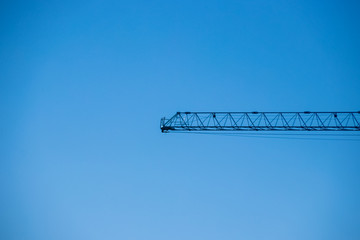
[160,112,360,132]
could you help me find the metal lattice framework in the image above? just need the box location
[160,112,360,132]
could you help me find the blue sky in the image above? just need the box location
[1,1,360,239]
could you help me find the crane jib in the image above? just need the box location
[160,112,360,132]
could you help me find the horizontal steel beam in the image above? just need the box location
[160,112,360,132]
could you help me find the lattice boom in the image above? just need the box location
[160,112,360,132]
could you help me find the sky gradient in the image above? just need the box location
[1,1,360,239]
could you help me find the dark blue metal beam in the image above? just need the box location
[160,112,360,132]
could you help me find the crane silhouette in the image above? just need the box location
[160,112,360,133]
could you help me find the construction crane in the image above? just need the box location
[160,111,360,133]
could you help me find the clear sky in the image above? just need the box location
[1,0,360,239]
